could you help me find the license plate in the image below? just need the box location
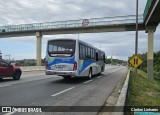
[51,65,67,70]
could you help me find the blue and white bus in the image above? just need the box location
[45,38,105,79]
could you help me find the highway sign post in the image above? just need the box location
[129,55,143,68]
[135,0,139,77]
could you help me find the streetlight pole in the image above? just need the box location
[135,0,138,77]
[111,51,113,65]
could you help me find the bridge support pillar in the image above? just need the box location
[146,27,156,82]
[36,32,42,66]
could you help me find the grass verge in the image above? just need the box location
[126,68,160,106]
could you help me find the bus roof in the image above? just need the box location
[78,39,105,53]
[48,38,76,42]
[48,38,105,53]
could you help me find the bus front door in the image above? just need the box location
[95,52,99,74]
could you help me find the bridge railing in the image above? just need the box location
[0,15,143,33]
[20,66,45,72]
[143,0,152,20]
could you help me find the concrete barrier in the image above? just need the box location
[112,69,130,115]
[20,66,45,72]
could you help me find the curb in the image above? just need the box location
[112,69,130,115]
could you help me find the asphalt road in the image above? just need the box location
[0,65,128,115]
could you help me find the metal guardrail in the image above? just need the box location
[20,66,45,72]
[0,15,143,33]
[143,0,152,20]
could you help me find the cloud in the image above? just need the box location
[0,0,159,60]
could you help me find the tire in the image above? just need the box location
[13,71,21,80]
[101,66,104,72]
[88,68,92,80]
[63,76,71,80]
[99,66,103,74]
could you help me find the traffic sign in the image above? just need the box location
[82,19,89,26]
[129,55,143,68]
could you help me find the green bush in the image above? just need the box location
[130,51,160,81]
[154,65,160,81]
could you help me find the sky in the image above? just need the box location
[0,0,160,61]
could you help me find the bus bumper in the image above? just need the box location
[45,70,76,76]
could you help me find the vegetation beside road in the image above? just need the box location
[105,58,127,65]
[9,59,46,66]
[138,51,160,81]
[126,69,160,106]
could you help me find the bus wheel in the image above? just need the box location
[101,66,103,72]
[88,68,92,80]
[99,66,103,74]
[63,76,71,80]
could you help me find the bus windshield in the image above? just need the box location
[48,40,76,57]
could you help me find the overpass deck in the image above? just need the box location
[0,15,144,38]
[143,0,160,26]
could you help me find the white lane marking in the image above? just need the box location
[97,76,102,79]
[51,87,75,97]
[22,74,61,78]
[84,80,92,84]
[4,112,15,115]
[0,75,61,88]
[0,85,11,88]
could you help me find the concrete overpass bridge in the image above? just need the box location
[0,15,144,37]
[0,15,144,66]
[143,0,160,81]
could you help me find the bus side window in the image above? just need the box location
[82,45,85,59]
[85,46,88,59]
[93,49,95,59]
[96,52,98,61]
[79,44,82,59]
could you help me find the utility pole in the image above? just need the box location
[111,56,112,65]
[111,51,113,65]
[135,0,138,77]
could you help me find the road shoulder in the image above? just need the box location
[98,68,129,115]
